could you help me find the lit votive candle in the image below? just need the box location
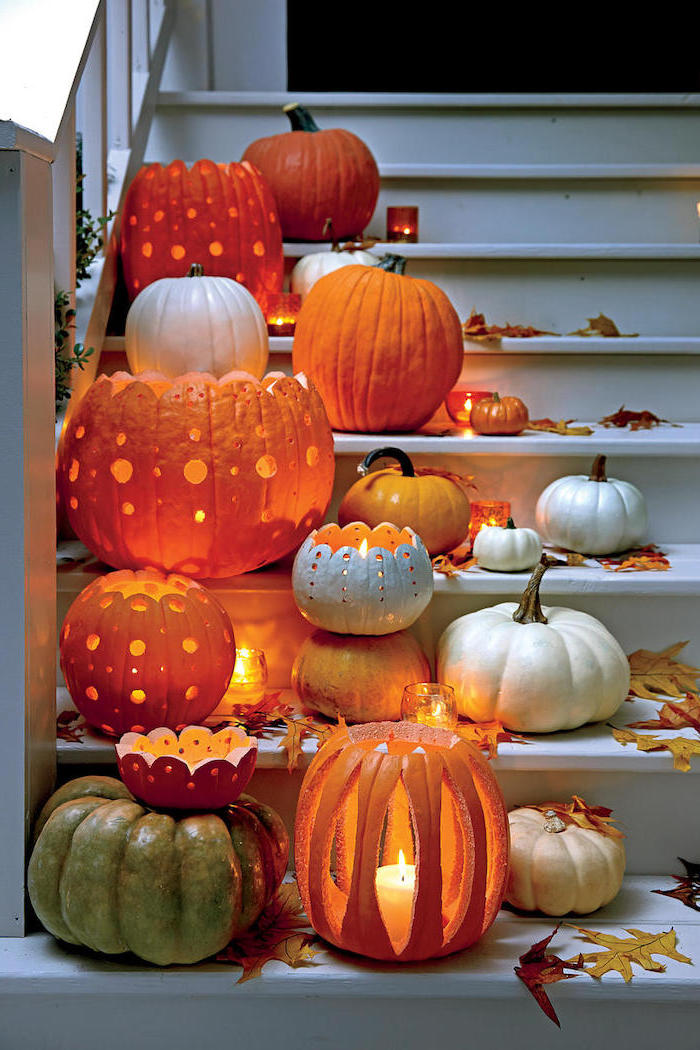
[445,386,493,427]
[468,500,511,549]
[401,682,458,729]
[375,850,416,945]
[386,206,419,243]
[208,647,268,720]
[265,293,301,336]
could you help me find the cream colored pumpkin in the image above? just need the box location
[290,248,376,300]
[506,807,626,915]
[535,453,647,555]
[125,264,269,378]
[473,517,542,572]
[436,557,630,732]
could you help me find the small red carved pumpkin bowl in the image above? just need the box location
[116,725,258,810]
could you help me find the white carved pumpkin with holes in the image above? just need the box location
[125,264,269,379]
[506,807,626,915]
[437,557,630,732]
[535,453,647,555]
[290,248,377,300]
[292,521,433,635]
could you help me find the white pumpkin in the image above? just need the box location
[535,453,647,555]
[473,517,543,572]
[290,248,377,300]
[292,521,434,635]
[506,807,626,915]
[436,557,630,732]
[125,264,269,378]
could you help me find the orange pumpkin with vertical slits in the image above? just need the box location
[295,720,510,962]
[59,569,236,735]
[56,370,334,578]
[291,257,464,433]
[119,159,283,306]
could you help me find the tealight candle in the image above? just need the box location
[208,647,268,720]
[468,500,511,549]
[386,206,419,243]
[374,850,416,945]
[265,292,301,336]
[401,682,458,729]
[445,386,493,427]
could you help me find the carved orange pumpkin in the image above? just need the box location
[292,256,464,432]
[242,104,380,242]
[56,370,335,578]
[295,721,509,962]
[469,393,529,435]
[60,569,236,736]
[119,160,283,305]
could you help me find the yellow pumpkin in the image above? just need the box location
[338,447,471,556]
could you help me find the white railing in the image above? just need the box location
[0,0,174,937]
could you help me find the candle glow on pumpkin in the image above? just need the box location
[208,646,268,719]
[358,536,369,558]
[468,500,511,548]
[375,849,416,947]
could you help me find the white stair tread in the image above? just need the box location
[284,242,700,259]
[378,163,700,179]
[55,685,700,773]
[157,91,700,109]
[333,422,700,456]
[3,877,699,997]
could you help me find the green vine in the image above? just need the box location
[54,290,93,415]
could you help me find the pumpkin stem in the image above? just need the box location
[188,263,204,277]
[358,447,415,478]
[376,254,407,275]
[323,218,342,251]
[589,454,608,482]
[283,102,321,132]
[543,810,567,834]
[512,554,554,625]
[492,392,501,403]
[506,517,516,529]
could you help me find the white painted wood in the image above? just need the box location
[130,0,149,73]
[378,163,700,179]
[51,107,76,301]
[0,152,56,935]
[159,0,209,91]
[210,0,286,91]
[76,6,107,224]
[106,0,132,150]
[285,241,700,259]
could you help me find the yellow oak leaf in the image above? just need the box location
[566,926,691,982]
[627,694,700,733]
[612,726,700,771]
[627,641,700,701]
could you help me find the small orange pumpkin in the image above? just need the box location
[470,392,529,435]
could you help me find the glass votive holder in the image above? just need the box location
[208,648,268,720]
[401,682,458,729]
[445,386,493,426]
[386,206,419,243]
[468,501,511,549]
[265,293,301,336]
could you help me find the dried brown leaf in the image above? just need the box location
[514,925,583,1027]
[525,796,625,840]
[627,694,700,733]
[611,726,700,771]
[599,406,669,430]
[456,720,530,760]
[526,418,594,436]
[568,313,638,338]
[462,308,558,340]
[652,859,700,913]
[566,925,691,982]
[627,641,700,701]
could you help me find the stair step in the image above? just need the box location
[285,242,700,259]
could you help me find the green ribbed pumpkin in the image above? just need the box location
[28,775,288,966]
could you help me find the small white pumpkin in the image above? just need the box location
[125,263,269,379]
[292,521,434,635]
[473,517,543,572]
[436,556,630,732]
[290,246,377,300]
[535,453,647,555]
[506,807,626,915]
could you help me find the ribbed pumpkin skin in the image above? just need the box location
[56,370,335,578]
[119,160,283,305]
[292,266,464,432]
[242,130,379,241]
[28,777,289,966]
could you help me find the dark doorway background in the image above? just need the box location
[287,3,700,94]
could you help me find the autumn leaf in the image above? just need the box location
[566,926,691,982]
[462,308,558,340]
[525,418,594,436]
[432,549,476,576]
[524,796,625,840]
[611,726,700,771]
[216,882,323,983]
[568,313,638,338]
[56,709,87,743]
[278,714,346,772]
[652,858,700,913]
[599,406,671,430]
[566,553,588,566]
[514,925,584,1027]
[456,720,530,760]
[627,641,700,701]
[627,694,700,733]
[597,545,670,573]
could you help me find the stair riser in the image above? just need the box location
[149,102,700,166]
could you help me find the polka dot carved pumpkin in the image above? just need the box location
[56,370,335,578]
[119,159,283,306]
[59,569,236,736]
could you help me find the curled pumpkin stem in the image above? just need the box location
[589,454,608,483]
[512,554,556,625]
[358,447,415,478]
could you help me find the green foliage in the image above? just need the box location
[54,290,93,417]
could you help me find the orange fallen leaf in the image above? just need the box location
[599,405,670,430]
[514,925,584,1027]
[526,418,594,436]
[627,642,700,701]
[456,719,530,760]
[597,545,670,572]
[652,858,700,913]
[566,925,691,982]
[627,694,700,733]
[462,308,558,340]
[525,796,625,840]
[278,714,346,772]
[568,313,638,338]
[432,549,476,576]
[611,726,700,771]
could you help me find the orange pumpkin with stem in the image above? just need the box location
[292,256,464,433]
[470,392,529,435]
[56,370,334,578]
[295,720,509,962]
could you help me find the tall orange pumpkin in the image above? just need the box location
[56,370,334,578]
[119,160,283,305]
[242,104,380,241]
[292,257,464,432]
[295,721,509,962]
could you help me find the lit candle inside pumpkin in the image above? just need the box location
[445,386,493,427]
[208,647,268,719]
[468,500,511,549]
[386,206,419,243]
[358,536,369,558]
[375,849,416,945]
[265,292,301,336]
